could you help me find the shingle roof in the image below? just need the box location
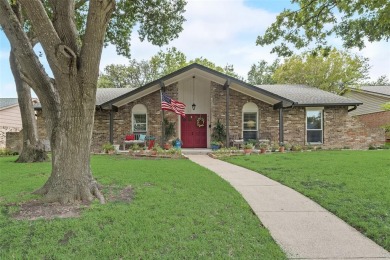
[359,86,390,97]
[0,98,19,110]
[255,85,361,106]
[95,88,134,106]
[34,88,134,109]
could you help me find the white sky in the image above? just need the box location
[1,0,389,98]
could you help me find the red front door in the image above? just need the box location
[181,114,207,148]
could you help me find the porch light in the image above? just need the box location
[192,103,196,110]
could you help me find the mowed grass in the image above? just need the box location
[0,155,286,259]
[224,150,390,251]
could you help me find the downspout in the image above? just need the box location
[348,105,357,112]
[224,79,231,147]
[109,104,114,144]
[279,107,284,145]
[160,81,166,146]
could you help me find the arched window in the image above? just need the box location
[132,104,147,133]
[242,102,258,141]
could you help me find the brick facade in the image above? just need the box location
[35,81,385,151]
[355,111,390,128]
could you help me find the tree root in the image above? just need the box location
[32,178,105,205]
[16,143,48,163]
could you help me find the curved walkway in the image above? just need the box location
[187,155,390,259]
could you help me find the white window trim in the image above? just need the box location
[305,107,324,144]
[242,102,259,140]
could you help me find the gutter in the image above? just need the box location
[348,105,358,112]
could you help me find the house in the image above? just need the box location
[0,98,23,148]
[35,64,384,151]
[343,86,390,141]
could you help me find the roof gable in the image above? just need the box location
[99,63,295,109]
[354,86,390,97]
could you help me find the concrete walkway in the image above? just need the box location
[187,155,390,259]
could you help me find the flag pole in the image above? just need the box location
[160,89,165,147]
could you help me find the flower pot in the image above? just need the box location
[279,146,285,153]
[211,144,220,151]
[163,143,171,150]
[260,148,266,154]
[243,148,252,155]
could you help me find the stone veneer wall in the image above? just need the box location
[210,82,280,144]
[5,131,22,152]
[282,106,384,149]
[36,110,47,141]
[210,81,384,149]
[0,126,22,148]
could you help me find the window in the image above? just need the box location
[132,104,147,133]
[242,102,258,141]
[306,108,323,143]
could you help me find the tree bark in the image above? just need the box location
[34,95,105,204]
[10,51,48,163]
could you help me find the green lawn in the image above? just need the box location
[224,150,390,251]
[0,155,285,259]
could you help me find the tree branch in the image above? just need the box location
[19,0,64,77]
[0,0,59,118]
[79,0,115,93]
[49,0,79,54]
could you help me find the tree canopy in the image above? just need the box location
[272,49,369,94]
[361,75,390,86]
[256,0,390,56]
[247,59,280,85]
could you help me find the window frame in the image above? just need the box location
[305,107,324,144]
[242,102,259,141]
[132,104,147,134]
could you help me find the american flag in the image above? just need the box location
[161,93,186,117]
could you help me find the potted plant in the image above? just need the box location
[279,143,285,153]
[163,118,176,149]
[291,144,302,152]
[211,119,226,147]
[172,138,182,149]
[102,143,115,154]
[259,143,268,154]
[211,140,221,151]
[151,144,161,155]
[270,142,279,152]
[243,143,253,155]
[283,142,291,151]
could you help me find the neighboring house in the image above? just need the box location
[35,64,384,152]
[0,98,22,148]
[343,86,390,130]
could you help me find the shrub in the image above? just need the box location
[0,148,18,156]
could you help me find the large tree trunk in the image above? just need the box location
[34,86,104,204]
[10,51,48,163]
